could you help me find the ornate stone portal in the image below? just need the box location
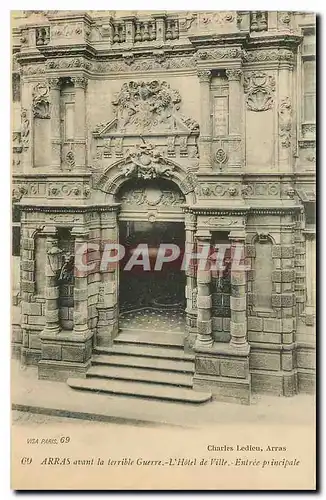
[12,10,315,404]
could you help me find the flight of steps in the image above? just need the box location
[67,329,212,404]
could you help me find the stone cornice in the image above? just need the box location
[12,173,92,179]
[17,203,121,212]
[186,205,300,215]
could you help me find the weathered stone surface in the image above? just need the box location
[195,356,220,376]
[41,343,62,361]
[250,351,281,371]
[220,359,248,379]
[248,317,263,332]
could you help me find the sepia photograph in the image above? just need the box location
[10,8,316,490]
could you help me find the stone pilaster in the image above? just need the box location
[195,229,213,348]
[197,70,212,170]
[41,226,61,336]
[71,76,87,170]
[278,59,293,171]
[184,212,197,350]
[71,227,90,336]
[225,68,242,136]
[96,209,120,346]
[304,229,316,325]
[20,80,33,172]
[48,77,61,170]
[228,230,248,348]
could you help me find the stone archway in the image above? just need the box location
[116,176,187,337]
[94,148,198,347]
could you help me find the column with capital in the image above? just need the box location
[72,227,90,337]
[228,230,248,348]
[225,68,242,136]
[71,75,87,171]
[48,77,61,170]
[41,226,62,337]
[197,69,212,170]
[195,230,213,348]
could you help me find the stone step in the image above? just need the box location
[67,377,212,404]
[115,329,184,348]
[87,365,193,388]
[94,344,195,361]
[92,354,194,374]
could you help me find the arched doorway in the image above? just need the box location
[116,177,186,334]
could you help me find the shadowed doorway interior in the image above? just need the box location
[119,221,186,332]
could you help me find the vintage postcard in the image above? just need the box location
[11,9,316,490]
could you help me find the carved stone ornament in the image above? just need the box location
[215,148,228,167]
[279,97,292,148]
[257,232,270,242]
[21,109,30,149]
[119,181,185,207]
[66,150,75,169]
[112,80,199,134]
[243,72,276,112]
[32,82,50,119]
[122,140,175,180]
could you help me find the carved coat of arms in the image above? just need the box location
[112,80,199,133]
[123,139,174,180]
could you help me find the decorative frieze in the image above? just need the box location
[199,216,245,227]
[243,48,294,63]
[118,181,185,207]
[196,182,282,198]
[243,72,276,112]
[47,182,90,199]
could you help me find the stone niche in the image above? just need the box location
[91,79,200,169]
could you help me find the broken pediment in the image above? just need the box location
[93,80,199,136]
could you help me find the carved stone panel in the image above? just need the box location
[117,178,185,211]
[111,80,199,134]
[244,72,276,112]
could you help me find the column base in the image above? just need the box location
[195,336,214,349]
[193,342,251,404]
[251,370,298,397]
[38,329,93,381]
[41,325,61,336]
[38,359,91,382]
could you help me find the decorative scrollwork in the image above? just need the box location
[32,82,50,119]
[112,80,199,133]
[279,97,292,148]
[122,139,175,180]
[243,72,276,112]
